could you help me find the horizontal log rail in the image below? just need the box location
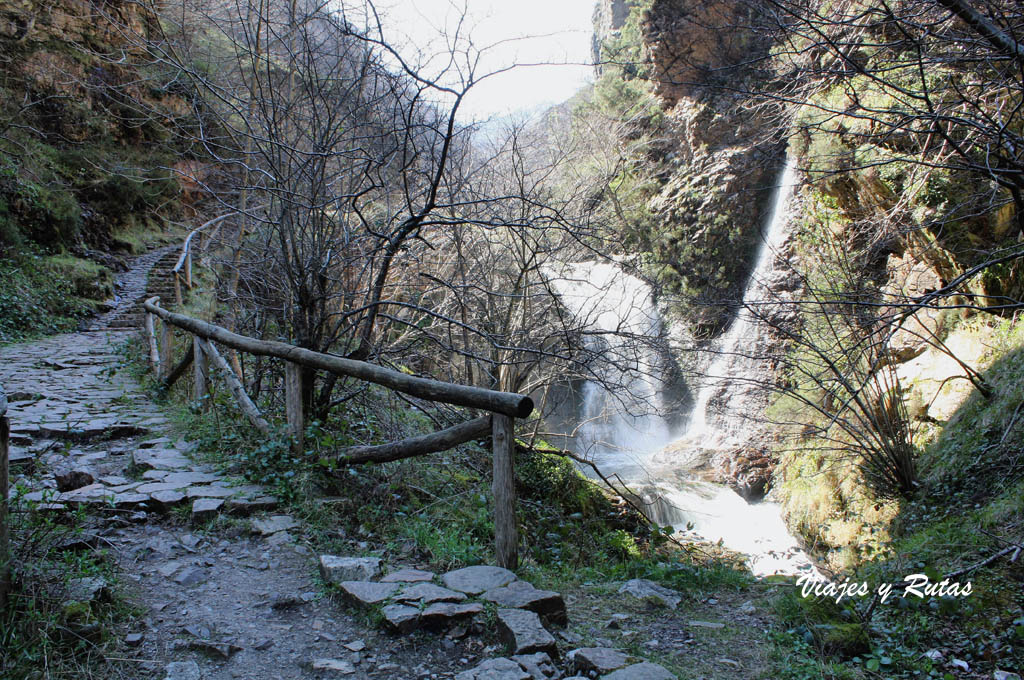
[143,299,533,419]
[337,415,492,465]
[141,299,531,569]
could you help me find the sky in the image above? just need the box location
[373,0,597,121]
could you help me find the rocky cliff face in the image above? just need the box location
[0,0,184,252]
[632,0,784,334]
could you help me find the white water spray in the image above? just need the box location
[548,261,673,478]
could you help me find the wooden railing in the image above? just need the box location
[171,213,233,305]
[142,299,531,569]
[1,380,9,608]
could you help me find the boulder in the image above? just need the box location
[319,555,382,583]
[191,497,223,524]
[55,468,93,492]
[496,608,558,658]
[252,514,297,535]
[442,565,516,595]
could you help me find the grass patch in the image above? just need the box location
[1,491,135,679]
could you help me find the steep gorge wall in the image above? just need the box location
[0,0,185,252]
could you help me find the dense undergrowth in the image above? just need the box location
[767,315,1024,679]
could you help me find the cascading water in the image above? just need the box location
[682,156,798,448]
[551,158,817,577]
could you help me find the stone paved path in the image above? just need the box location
[1,249,701,680]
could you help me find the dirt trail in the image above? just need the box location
[1,248,778,680]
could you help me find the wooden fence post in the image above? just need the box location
[285,362,304,452]
[194,337,209,409]
[1,388,10,609]
[174,273,183,306]
[159,319,173,380]
[492,414,518,570]
[145,309,161,375]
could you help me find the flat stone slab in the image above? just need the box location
[442,566,517,595]
[191,497,224,523]
[337,581,399,607]
[136,481,187,494]
[419,602,484,629]
[396,583,466,604]
[253,515,298,535]
[602,662,677,680]
[496,608,558,658]
[319,555,383,583]
[133,449,190,470]
[186,485,236,499]
[483,580,567,626]
[618,579,682,609]
[150,489,187,507]
[381,567,435,583]
[568,647,630,675]
[161,471,220,486]
[455,658,531,680]
[381,604,420,633]
[226,496,278,516]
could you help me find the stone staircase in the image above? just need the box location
[85,245,180,331]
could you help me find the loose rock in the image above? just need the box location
[567,647,630,675]
[311,658,356,674]
[454,657,531,680]
[163,661,202,680]
[319,555,383,583]
[618,579,682,609]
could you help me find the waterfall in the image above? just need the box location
[548,261,673,478]
[548,157,818,577]
[683,157,798,448]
